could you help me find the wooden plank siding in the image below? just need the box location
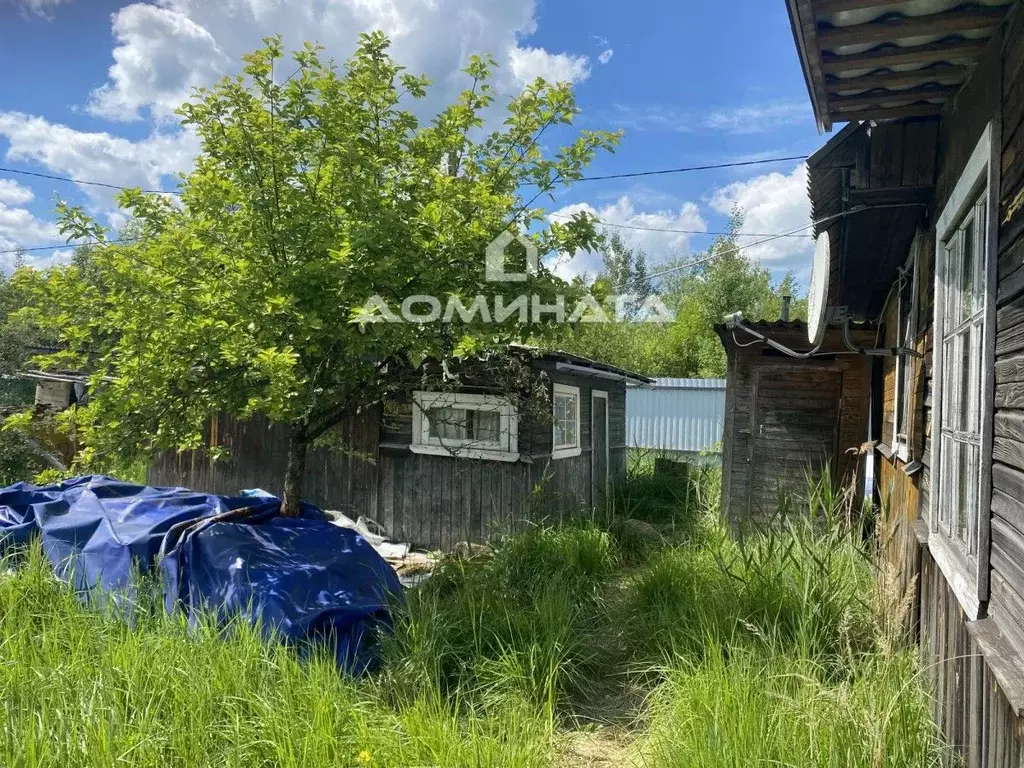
[919,547,1024,768]
[868,7,1024,757]
[148,410,381,517]
[717,325,873,526]
[991,5,1024,675]
[149,361,630,550]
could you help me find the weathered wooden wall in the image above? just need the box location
[148,410,381,517]
[992,2,1024,649]
[919,547,1024,768]
[151,362,631,551]
[869,8,1024,761]
[718,324,873,525]
[377,366,628,547]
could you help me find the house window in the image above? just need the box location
[892,234,921,460]
[411,392,518,462]
[552,383,581,459]
[931,122,994,588]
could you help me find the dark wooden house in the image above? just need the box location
[149,350,650,550]
[786,0,1024,762]
[715,321,873,525]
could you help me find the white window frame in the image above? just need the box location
[892,233,922,461]
[411,391,519,462]
[552,383,582,459]
[929,121,998,619]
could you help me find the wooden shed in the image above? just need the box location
[714,321,873,526]
[149,350,651,550]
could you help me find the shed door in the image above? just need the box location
[592,391,609,507]
[748,368,842,517]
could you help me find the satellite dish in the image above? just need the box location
[807,231,831,346]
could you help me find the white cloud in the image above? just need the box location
[708,164,814,269]
[3,0,591,247]
[546,196,707,282]
[81,0,587,122]
[87,4,231,122]
[0,179,35,207]
[508,45,590,86]
[597,49,614,65]
[0,112,200,207]
[608,100,807,135]
[0,178,63,271]
[702,102,808,135]
[8,0,70,20]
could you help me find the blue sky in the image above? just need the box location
[0,0,826,283]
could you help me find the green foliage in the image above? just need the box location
[0,428,46,486]
[18,34,619,507]
[640,646,942,768]
[559,212,809,377]
[0,467,941,767]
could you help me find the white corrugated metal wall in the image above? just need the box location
[626,378,726,454]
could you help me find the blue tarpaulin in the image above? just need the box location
[0,476,402,673]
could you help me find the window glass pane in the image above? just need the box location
[428,407,467,440]
[553,393,578,449]
[942,338,957,430]
[955,440,969,544]
[940,434,954,531]
[470,410,501,443]
[961,218,975,319]
[946,240,960,329]
[958,329,972,433]
[967,442,979,554]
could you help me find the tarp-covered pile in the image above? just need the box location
[0,476,402,673]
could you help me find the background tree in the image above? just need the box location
[597,232,651,312]
[24,34,619,514]
[558,212,808,377]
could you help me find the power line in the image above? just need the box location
[0,237,142,256]
[0,154,810,199]
[646,222,818,280]
[0,167,181,196]
[578,155,809,182]
[643,203,926,280]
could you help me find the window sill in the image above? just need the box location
[409,444,520,463]
[876,443,894,459]
[926,531,982,620]
[551,446,582,460]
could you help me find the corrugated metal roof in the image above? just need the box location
[627,379,725,454]
[650,378,726,390]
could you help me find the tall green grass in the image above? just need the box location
[0,464,943,767]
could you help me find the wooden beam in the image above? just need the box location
[829,102,944,122]
[847,185,934,207]
[814,0,919,15]
[826,65,968,93]
[821,38,988,74]
[817,7,1007,48]
[828,83,959,109]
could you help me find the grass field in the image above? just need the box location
[0,464,944,767]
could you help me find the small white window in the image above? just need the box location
[892,234,922,460]
[552,383,581,459]
[411,392,518,462]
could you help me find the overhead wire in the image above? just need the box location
[0,154,811,200]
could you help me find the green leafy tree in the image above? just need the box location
[558,212,807,377]
[23,34,618,514]
[597,232,651,307]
